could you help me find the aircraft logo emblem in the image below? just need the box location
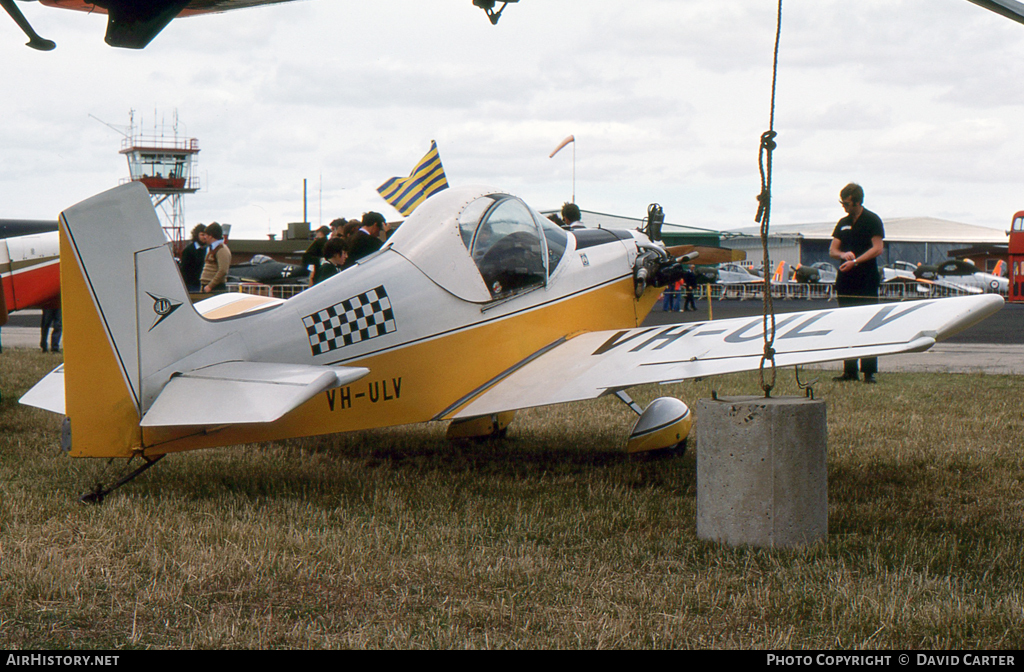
[147,292,182,331]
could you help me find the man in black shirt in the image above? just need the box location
[347,211,387,266]
[682,265,698,312]
[829,183,885,383]
[179,223,207,293]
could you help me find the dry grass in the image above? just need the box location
[1,350,1023,649]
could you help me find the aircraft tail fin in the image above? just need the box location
[56,183,232,457]
[32,183,370,457]
[772,260,786,282]
[993,259,1005,277]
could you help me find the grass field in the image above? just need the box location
[1,350,1023,649]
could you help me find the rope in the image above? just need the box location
[755,0,784,398]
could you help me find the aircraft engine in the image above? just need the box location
[633,250,688,298]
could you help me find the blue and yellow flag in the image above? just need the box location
[377,141,449,216]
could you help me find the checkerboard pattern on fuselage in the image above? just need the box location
[302,285,397,356]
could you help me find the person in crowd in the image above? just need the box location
[179,223,207,293]
[199,222,232,294]
[39,301,61,353]
[829,183,885,383]
[663,279,681,312]
[329,218,348,240]
[312,237,349,286]
[0,283,8,355]
[683,265,698,312]
[346,212,388,266]
[561,202,582,228]
[303,225,331,287]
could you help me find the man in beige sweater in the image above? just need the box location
[199,222,232,294]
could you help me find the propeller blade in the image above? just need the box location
[665,245,746,265]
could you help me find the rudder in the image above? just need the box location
[59,183,225,457]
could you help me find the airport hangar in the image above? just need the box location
[538,209,1008,273]
[721,217,1010,274]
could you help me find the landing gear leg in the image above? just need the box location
[80,454,166,504]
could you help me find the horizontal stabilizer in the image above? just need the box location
[140,361,369,427]
[19,365,65,415]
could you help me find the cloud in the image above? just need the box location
[1,0,1021,237]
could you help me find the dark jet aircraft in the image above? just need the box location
[228,254,309,285]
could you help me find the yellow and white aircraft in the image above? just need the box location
[21,182,1003,499]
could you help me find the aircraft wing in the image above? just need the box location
[932,277,983,295]
[140,361,369,426]
[966,0,1024,25]
[16,0,518,50]
[450,294,1002,419]
[34,0,295,48]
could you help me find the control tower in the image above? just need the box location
[120,112,200,246]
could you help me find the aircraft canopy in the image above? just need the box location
[386,186,568,303]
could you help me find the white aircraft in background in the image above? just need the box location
[714,261,790,285]
[714,263,762,285]
[918,259,1008,295]
[882,260,923,283]
[792,262,837,284]
[21,183,1003,501]
[882,260,1008,296]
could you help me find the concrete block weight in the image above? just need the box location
[695,395,827,548]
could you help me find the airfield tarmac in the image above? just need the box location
[3,301,1021,374]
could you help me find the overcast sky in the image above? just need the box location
[2,0,1023,240]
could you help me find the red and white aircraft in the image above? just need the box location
[1,0,518,49]
[1,0,1020,50]
[0,220,60,315]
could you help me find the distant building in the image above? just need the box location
[725,217,1008,273]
